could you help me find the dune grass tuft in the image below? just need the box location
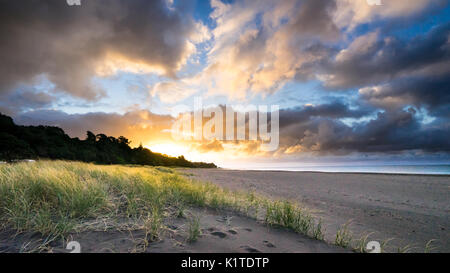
[263,200,323,239]
[187,214,201,243]
[335,222,353,248]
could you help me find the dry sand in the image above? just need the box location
[0,208,347,253]
[183,169,450,252]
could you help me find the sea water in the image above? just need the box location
[222,162,450,175]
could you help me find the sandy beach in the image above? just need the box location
[1,162,448,253]
[0,161,348,253]
[183,169,450,252]
[0,207,347,253]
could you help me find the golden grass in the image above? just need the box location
[0,160,324,250]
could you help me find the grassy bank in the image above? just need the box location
[0,161,327,251]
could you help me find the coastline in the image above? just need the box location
[217,168,450,177]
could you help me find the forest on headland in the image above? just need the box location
[0,113,216,168]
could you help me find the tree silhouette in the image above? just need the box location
[0,113,216,168]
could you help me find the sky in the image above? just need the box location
[0,0,449,167]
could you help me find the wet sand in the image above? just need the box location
[183,169,450,252]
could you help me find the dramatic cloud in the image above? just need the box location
[194,0,445,99]
[0,0,206,100]
[201,0,340,98]
[278,107,450,155]
[167,102,450,156]
[322,23,450,89]
[7,100,450,158]
[279,102,371,128]
[1,0,449,159]
[359,74,450,114]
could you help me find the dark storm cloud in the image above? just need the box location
[0,0,199,100]
[172,102,450,155]
[294,42,338,82]
[359,73,450,115]
[279,101,371,128]
[323,22,450,90]
[287,0,339,40]
[350,109,450,153]
[279,107,450,154]
[287,21,450,150]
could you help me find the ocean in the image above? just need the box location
[222,162,450,175]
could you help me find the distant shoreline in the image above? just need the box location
[217,168,450,176]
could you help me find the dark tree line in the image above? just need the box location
[0,113,216,168]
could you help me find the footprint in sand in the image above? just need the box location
[216,216,233,224]
[263,240,276,248]
[227,229,238,235]
[210,231,227,238]
[168,225,178,229]
[240,245,261,253]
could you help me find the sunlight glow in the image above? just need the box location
[145,141,228,165]
[145,143,190,158]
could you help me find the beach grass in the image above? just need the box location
[0,160,326,250]
[187,214,201,243]
[264,200,323,238]
[335,222,353,248]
